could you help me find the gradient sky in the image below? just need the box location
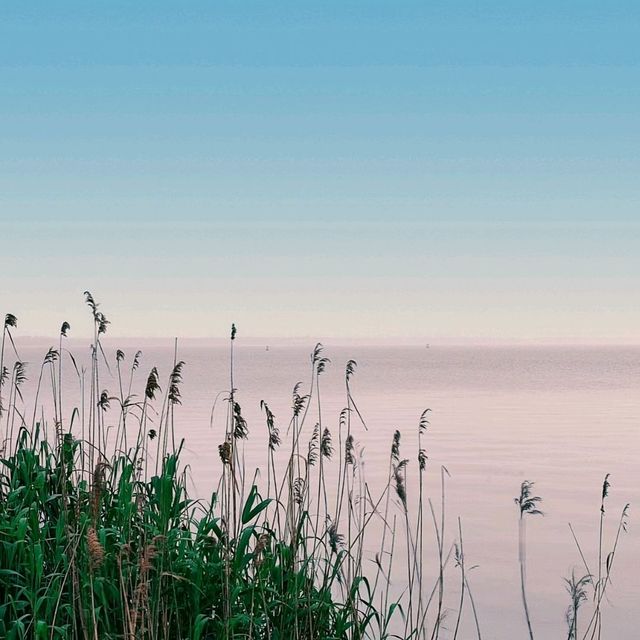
[1,2,639,340]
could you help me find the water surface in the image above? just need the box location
[13,341,640,639]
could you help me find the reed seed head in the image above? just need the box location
[87,526,104,569]
[219,440,232,464]
[321,428,333,459]
[515,480,543,518]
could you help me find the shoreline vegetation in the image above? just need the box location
[0,293,630,639]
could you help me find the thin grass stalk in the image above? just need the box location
[594,474,609,640]
[515,480,543,640]
[373,434,396,616]
[0,314,17,439]
[452,517,466,640]
[415,409,429,636]
[464,575,483,640]
[0,318,7,429]
[582,501,629,640]
[429,466,448,640]
[427,498,443,640]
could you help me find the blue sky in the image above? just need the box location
[1,2,639,339]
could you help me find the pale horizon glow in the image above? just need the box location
[1,3,639,340]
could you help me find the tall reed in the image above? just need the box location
[514,480,543,640]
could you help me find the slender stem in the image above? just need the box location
[519,515,535,640]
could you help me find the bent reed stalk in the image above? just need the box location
[0,296,631,640]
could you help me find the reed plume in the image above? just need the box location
[515,480,543,640]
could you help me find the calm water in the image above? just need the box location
[11,341,640,639]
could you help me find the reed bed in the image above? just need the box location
[0,294,630,639]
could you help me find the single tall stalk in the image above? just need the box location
[452,517,466,640]
[58,321,70,440]
[0,314,18,447]
[515,480,543,640]
[594,474,610,640]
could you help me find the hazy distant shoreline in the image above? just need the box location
[11,335,640,348]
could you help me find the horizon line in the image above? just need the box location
[11,335,640,347]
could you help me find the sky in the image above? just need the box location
[1,2,639,341]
